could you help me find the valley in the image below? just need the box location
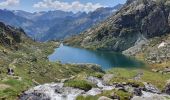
[0,0,170,100]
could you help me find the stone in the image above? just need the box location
[98,96,113,100]
[143,82,160,94]
[151,69,159,73]
[110,92,120,99]
[103,74,114,83]
[124,85,134,93]
[87,76,99,85]
[122,82,127,85]
[133,88,142,96]
[132,91,170,100]
[163,68,170,73]
[86,88,102,96]
[115,84,124,88]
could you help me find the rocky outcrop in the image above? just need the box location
[0,22,27,49]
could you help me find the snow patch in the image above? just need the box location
[158,42,167,49]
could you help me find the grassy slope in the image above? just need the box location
[0,36,103,99]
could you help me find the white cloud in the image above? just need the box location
[33,0,104,12]
[0,0,20,7]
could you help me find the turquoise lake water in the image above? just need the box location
[48,45,144,70]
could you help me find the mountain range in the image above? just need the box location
[0,4,123,41]
[65,0,170,52]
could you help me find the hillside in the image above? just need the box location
[64,0,170,51]
[0,22,23,48]
[0,22,103,99]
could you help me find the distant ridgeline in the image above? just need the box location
[0,4,123,42]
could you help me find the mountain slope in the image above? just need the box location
[0,22,27,49]
[64,0,170,52]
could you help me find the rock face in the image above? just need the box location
[65,0,170,52]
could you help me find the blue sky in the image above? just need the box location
[0,0,126,12]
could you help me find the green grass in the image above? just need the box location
[107,68,138,83]
[89,72,104,78]
[77,95,98,100]
[99,89,132,100]
[107,68,170,90]
[141,71,170,89]
[0,78,32,100]
[64,80,93,91]
[76,89,132,100]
